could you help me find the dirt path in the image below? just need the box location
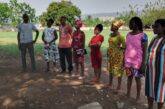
[0,54,149,109]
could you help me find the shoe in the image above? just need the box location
[78,76,84,80]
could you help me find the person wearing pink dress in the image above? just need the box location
[124,17,148,101]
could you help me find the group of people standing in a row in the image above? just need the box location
[17,13,165,109]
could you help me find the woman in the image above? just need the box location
[145,19,165,109]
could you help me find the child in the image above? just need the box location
[145,19,165,109]
[72,19,85,79]
[124,17,148,101]
[89,24,104,83]
[107,20,125,91]
[42,19,59,72]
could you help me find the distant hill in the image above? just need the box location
[82,12,118,19]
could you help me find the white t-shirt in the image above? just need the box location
[18,23,37,43]
[44,27,55,43]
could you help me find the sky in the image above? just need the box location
[1,0,157,16]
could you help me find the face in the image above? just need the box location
[23,15,29,23]
[60,17,66,25]
[94,27,100,35]
[47,21,52,27]
[111,24,118,32]
[153,23,164,35]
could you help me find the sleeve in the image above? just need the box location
[141,33,148,43]
[32,24,38,31]
[67,25,73,35]
[99,35,104,43]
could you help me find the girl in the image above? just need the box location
[42,19,59,72]
[89,24,104,84]
[145,19,165,109]
[124,17,148,101]
[107,20,125,91]
[72,20,85,79]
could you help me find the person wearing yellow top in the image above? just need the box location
[107,20,125,92]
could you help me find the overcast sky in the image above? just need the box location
[1,0,157,16]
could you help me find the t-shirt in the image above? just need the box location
[44,27,55,43]
[58,24,73,48]
[18,23,37,43]
[90,34,104,56]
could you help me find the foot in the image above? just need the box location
[78,76,85,80]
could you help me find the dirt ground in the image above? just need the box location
[0,54,151,109]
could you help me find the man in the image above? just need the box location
[58,16,73,75]
[17,13,39,72]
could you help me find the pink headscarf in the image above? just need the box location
[75,19,83,28]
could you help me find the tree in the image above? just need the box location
[39,1,81,26]
[9,0,37,26]
[0,3,11,25]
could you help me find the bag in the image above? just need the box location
[75,49,87,56]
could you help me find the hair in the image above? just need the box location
[155,19,165,34]
[129,16,143,31]
[155,19,165,27]
[60,16,67,20]
[47,18,54,24]
[22,13,28,18]
[95,24,103,32]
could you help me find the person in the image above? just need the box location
[124,17,148,101]
[107,20,125,91]
[72,19,85,79]
[145,19,165,109]
[17,13,39,72]
[58,16,73,75]
[89,24,104,84]
[42,19,59,72]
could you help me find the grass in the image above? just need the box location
[0,29,154,57]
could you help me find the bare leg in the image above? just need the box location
[147,97,154,109]
[46,62,50,72]
[135,77,141,101]
[80,63,84,77]
[127,75,133,97]
[108,73,113,87]
[158,102,164,109]
[117,76,122,90]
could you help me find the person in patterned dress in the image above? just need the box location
[107,20,125,91]
[72,19,85,79]
[145,19,165,109]
[42,19,59,72]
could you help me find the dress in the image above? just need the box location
[124,32,148,77]
[89,34,104,68]
[43,27,59,62]
[145,37,165,103]
[107,34,125,77]
[72,30,85,63]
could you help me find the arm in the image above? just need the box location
[33,29,39,43]
[17,32,21,49]
[42,32,47,44]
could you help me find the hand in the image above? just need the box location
[33,40,36,44]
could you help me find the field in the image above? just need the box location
[0,29,153,57]
[0,29,154,109]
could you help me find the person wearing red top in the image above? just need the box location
[58,16,73,75]
[89,24,104,83]
[72,19,85,79]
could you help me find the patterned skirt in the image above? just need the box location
[44,43,59,62]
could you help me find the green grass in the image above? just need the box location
[0,29,154,57]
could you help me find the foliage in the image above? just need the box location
[39,1,81,26]
[0,3,11,25]
[9,0,37,26]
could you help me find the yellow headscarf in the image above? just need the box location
[112,20,125,28]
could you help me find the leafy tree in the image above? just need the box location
[39,1,81,26]
[0,3,11,25]
[9,0,37,26]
